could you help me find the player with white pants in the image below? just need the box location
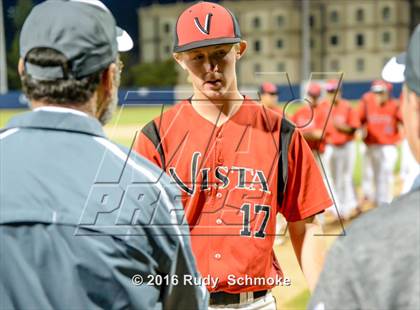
[365,144,398,204]
[400,138,420,194]
[358,80,402,206]
[323,141,357,219]
[322,80,360,220]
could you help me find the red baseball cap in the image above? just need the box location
[325,79,340,92]
[370,80,388,93]
[260,82,278,94]
[371,79,392,93]
[173,2,241,52]
[307,83,321,97]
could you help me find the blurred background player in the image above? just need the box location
[259,82,282,114]
[395,89,420,194]
[322,79,360,220]
[259,82,285,245]
[358,79,402,206]
[309,24,420,310]
[400,129,420,194]
[291,82,328,164]
[259,82,287,245]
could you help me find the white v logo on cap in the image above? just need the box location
[194,13,213,35]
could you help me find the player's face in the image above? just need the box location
[326,90,341,103]
[261,92,278,107]
[374,91,389,104]
[308,95,319,107]
[175,43,245,99]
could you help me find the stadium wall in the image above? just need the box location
[0,82,403,109]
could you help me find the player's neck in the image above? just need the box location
[191,90,244,126]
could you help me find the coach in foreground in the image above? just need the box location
[0,1,206,309]
[309,25,420,310]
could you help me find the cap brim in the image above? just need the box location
[371,85,387,93]
[117,27,133,52]
[382,53,406,83]
[174,37,241,53]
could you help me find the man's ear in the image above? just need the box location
[18,58,25,76]
[236,40,247,60]
[173,53,187,70]
[101,63,116,98]
[95,63,116,118]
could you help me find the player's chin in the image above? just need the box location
[201,88,227,100]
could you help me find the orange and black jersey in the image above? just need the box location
[134,97,332,293]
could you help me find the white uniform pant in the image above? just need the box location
[365,144,398,205]
[360,143,374,201]
[400,139,419,194]
[323,142,357,219]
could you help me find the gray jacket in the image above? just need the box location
[309,176,420,310]
[0,109,208,310]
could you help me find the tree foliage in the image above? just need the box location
[7,0,33,90]
[121,58,179,88]
[6,0,178,89]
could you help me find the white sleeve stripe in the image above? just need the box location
[0,128,20,140]
[93,137,184,246]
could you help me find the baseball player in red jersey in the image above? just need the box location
[291,83,329,158]
[134,2,332,308]
[259,82,282,115]
[358,80,402,206]
[259,82,288,246]
[321,79,360,220]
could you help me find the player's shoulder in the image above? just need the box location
[144,99,190,130]
[341,98,352,106]
[246,97,281,118]
[361,91,374,103]
[294,104,311,115]
[388,98,400,108]
[318,99,330,108]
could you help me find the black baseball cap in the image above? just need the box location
[382,24,420,96]
[20,0,133,81]
[173,1,241,53]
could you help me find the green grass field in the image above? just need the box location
[0,104,401,188]
[0,105,402,310]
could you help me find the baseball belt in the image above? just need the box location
[209,290,268,305]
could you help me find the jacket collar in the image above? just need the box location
[5,108,106,138]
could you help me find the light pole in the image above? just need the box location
[301,0,310,96]
[0,0,8,94]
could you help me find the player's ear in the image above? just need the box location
[18,58,25,77]
[236,40,247,60]
[173,53,187,70]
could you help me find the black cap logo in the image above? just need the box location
[194,13,213,35]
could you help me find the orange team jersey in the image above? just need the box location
[291,103,329,153]
[269,105,283,115]
[358,92,402,145]
[322,99,360,146]
[134,97,332,293]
